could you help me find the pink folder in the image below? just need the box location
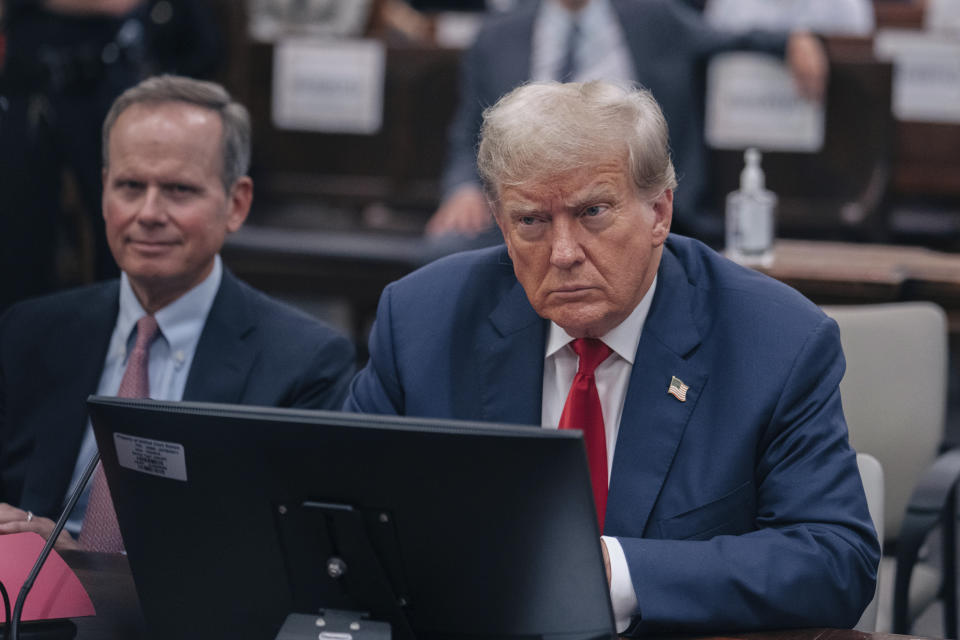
[0,532,95,622]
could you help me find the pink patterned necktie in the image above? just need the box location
[558,338,613,531]
[79,315,159,552]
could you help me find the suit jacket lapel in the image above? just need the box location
[183,270,257,403]
[477,253,546,427]
[605,247,708,537]
[481,0,537,104]
[21,282,118,515]
[503,3,537,90]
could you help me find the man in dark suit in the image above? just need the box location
[424,0,826,247]
[346,81,878,634]
[0,75,355,547]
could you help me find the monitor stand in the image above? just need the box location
[276,501,413,640]
[275,609,391,640]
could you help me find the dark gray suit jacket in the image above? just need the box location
[0,269,355,518]
[443,0,787,236]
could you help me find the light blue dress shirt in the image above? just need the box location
[63,256,223,535]
[530,0,636,85]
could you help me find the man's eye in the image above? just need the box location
[519,216,538,226]
[583,205,607,217]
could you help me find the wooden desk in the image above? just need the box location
[222,224,427,343]
[222,227,960,341]
[874,1,926,29]
[61,550,146,639]
[758,240,960,331]
[57,550,922,640]
[697,631,916,640]
[55,549,931,640]
[231,30,912,241]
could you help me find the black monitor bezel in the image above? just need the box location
[87,396,616,640]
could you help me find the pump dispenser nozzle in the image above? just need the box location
[740,148,765,192]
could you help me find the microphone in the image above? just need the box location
[8,452,101,640]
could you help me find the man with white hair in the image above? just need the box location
[347,81,879,634]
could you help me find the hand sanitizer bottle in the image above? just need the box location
[725,148,776,267]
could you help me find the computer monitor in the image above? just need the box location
[86,397,616,640]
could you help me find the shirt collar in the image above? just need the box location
[544,275,657,364]
[578,0,614,35]
[116,255,223,354]
[541,0,610,28]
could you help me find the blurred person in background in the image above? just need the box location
[422,0,827,258]
[0,0,221,313]
[704,0,874,36]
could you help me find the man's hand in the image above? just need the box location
[600,537,611,586]
[424,184,494,237]
[0,502,80,552]
[786,31,828,102]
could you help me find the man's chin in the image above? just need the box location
[547,308,612,339]
[127,241,179,258]
[120,260,176,281]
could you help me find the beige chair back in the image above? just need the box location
[822,302,948,540]
[854,452,884,631]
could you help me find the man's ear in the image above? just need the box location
[226,176,253,233]
[650,188,673,246]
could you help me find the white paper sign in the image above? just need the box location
[705,52,825,152]
[926,0,960,34]
[114,432,188,482]
[272,38,386,134]
[875,29,960,123]
[433,12,484,49]
[248,0,374,42]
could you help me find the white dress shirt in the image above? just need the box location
[531,0,636,85]
[704,0,875,36]
[63,256,223,534]
[541,276,657,633]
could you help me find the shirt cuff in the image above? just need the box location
[602,535,638,633]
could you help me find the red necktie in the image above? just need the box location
[558,338,613,531]
[80,315,159,552]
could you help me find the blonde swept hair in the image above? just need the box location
[477,81,677,206]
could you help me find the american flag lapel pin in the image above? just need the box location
[667,376,689,402]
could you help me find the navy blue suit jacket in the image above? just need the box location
[0,269,355,519]
[443,0,786,232]
[345,235,879,633]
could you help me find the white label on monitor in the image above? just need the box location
[114,433,188,482]
[705,52,825,152]
[272,37,385,134]
[875,29,960,123]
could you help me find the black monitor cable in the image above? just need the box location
[1,575,11,640]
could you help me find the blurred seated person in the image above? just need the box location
[423,0,827,254]
[0,75,355,552]
[704,0,875,35]
[0,0,146,311]
[347,80,879,634]
[0,0,224,313]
